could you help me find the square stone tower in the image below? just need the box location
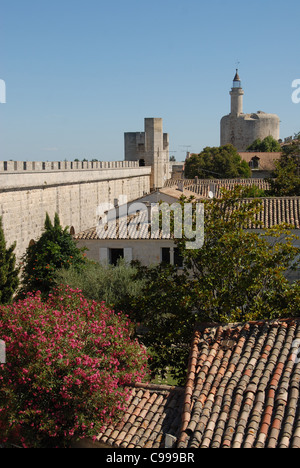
[124,118,170,189]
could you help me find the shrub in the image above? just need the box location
[0,286,148,448]
[56,259,146,311]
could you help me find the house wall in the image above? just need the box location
[75,238,176,267]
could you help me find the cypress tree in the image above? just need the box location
[0,216,19,304]
[20,212,85,297]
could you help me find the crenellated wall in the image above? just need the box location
[0,161,151,259]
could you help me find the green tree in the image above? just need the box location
[247,136,282,152]
[293,131,300,141]
[184,144,251,179]
[240,185,266,198]
[0,217,19,304]
[56,258,145,311]
[266,141,300,196]
[128,188,300,383]
[19,213,85,297]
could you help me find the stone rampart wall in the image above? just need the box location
[0,162,151,259]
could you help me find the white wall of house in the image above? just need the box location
[76,238,180,267]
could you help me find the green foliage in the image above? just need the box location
[294,132,300,140]
[240,185,266,198]
[247,136,282,152]
[56,258,146,311]
[266,147,300,196]
[184,144,251,179]
[0,217,19,304]
[19,213,85,297]
[127,262,195,385]
[127,188,300,382]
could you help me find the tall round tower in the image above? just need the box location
[220,70,280,151]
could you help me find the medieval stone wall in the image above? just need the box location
[0,161,151,259]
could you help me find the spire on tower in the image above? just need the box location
[232,69,242,89]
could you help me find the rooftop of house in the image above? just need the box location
[94,383,185,449]
[74,195,300,241]
[178,319,300,449]
[80,318,300,449]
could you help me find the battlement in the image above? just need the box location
[0,159,151,260]
[0,160,150,192]
[0,160,139,173]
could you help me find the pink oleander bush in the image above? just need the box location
[0,286,149,448]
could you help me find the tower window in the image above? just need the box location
[139,159,145,167]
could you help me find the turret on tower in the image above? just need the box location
[230,69,244,116]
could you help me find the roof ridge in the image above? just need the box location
[125,382,185,392]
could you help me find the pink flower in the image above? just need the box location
[0,285,149,448]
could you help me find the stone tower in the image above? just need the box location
[230,69,244,116]
[124,118,169,189]
[220,70,280,151]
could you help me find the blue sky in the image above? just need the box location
[1,0,299,162]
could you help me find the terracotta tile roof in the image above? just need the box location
[244,197,300,229]
[95,383,185,448]
[165,178,271,199]
[74,210,172,241]
[74,197,300,240]
[158,186,204,200]
[178,319,300,449]
[183,179,271,199]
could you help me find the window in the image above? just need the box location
[249,156,260,169]
[161,247,184,268]
[139,159,145,167]
[174,248,184,268]
[161,247,171,264]
[109,248,124,266]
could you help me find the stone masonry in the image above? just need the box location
[0,160,151,259]
[124,118,170,189]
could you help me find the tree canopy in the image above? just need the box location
[184,144,251,179]
[247,136,282,152]
[127,188,300,383]
[19,213,86,297]
[266,138,300,196]
[56,258,145,310]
